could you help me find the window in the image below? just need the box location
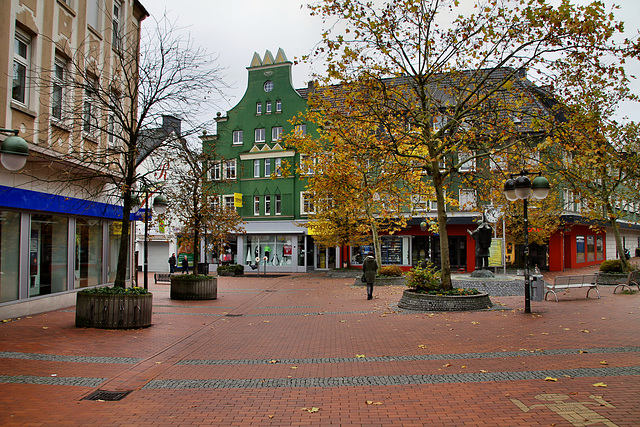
[265,195,271,215]
[459,189,476,211]
[458,151,476,172]
[255,128,265,143]
[256,102,262,115]
[87,0,100,30]
[300,154,316,175]
[83,77,98,138]
[264,81,274,92]
[52,56,67,121]
[301,192,315,214]
[295,124,307,136]
[233,130,243,145]
[112,1,122,49]
[275,194,281,215]
[225,159,236,180]
[254,159,260,177]
[272,126,283,141]
[266,101,272,114]
[411,194,429,214]
[275,157,282,176]
[13,31,30,105]
[265,158,271,176]
[276,99,282,113]
[211,162,221,180]
[107,90,120,144]
[254,196,260,216]
[211,196,220,211]
[223,195,235,210]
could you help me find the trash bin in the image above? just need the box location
[530,274,544,302]
[197,262,209,275]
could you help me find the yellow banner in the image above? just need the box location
[488,238,503,267]
[234,193,243,207]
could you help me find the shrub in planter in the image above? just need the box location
[378,265,403,277]
[217,264,244,276]
[75,286,152,329]
[405,263,480,296]
[170,274,217,300]
[599,260,624,273]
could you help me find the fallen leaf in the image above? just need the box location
[268,415,274,419]
[356,354,365,358]
[290,366,298,369]
[600,361,608,365]
[480,370,488,373]
[544,377,558,382]
[43,327,49,329]
[471,321,480,324]
[263,320,270,323]
[366,401,383,405]
[302,407,320,413]
[418,344,427,349]
[443,363,451,367]
[269,360,279,364]
[581,330,590,333]
[593,382,607,387]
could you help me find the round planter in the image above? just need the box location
[398,290,492,312]
[170,276,217,300]
[75,292,153,329]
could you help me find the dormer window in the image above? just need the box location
[266,101,272,114]
[276,99,282,113]
[256,102,262,115]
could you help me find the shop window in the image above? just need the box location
[245,235,293,267]
[0,211,21,302]
[587,235,595,262]
[597,236,604,261]
[75,219,103,288]
[29,214,69,297]
[576,235,585,263]
[108,221,124,283]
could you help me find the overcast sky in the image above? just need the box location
[145,0,640,123]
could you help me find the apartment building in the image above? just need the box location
[0,0,148,318]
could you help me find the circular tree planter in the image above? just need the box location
[398,290,492,312]
[170,276,217,300]
[76,292,153,329]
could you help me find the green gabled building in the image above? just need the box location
[203,49,327,272]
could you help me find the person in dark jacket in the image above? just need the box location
[181,255,189,274]
[169,253,177,273]
[362,251,378,300]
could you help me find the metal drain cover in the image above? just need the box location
[225,313,243,317]
[83,390,132,401]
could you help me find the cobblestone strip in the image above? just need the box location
[143,366,640,390]
[0,375,106,387]
[178,346,640,365]
[0,352,141,364]
[153,309,379,317]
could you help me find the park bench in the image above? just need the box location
[544,274,599,301]
[154,272,172,284]
[613,270,640,294]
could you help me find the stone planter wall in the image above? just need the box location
[170,277,217,300]
[596,272,627,285]
[75,293,153,329]
[398,290,492,311]
[353,276,407,286]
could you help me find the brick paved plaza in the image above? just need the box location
[1,270,638,426]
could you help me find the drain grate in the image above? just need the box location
[83,390,132,401]
[225,313,243,317]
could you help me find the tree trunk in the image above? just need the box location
[606,203,629,271]
[433,171,452,290]
[114,171,136,288]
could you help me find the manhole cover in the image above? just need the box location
[225,313,243,317]
[83,390,132,401]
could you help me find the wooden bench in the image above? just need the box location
[154,273,172,284]
[613,270,640,294]
[544,274,599,301]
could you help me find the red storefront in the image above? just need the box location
[548,223,606,271]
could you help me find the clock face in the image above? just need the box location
[485,208,500,223]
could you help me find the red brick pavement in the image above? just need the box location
[0,268,638,426]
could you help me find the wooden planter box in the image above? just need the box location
[75,292,153,329]
[170,276,217,300]
[218,270,243,277]
[398,290,492,312]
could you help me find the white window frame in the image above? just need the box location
[254,196,260,216]
[83,76,99,139]
[223,195,235,210]
[87,0,100,30]
[107,89,120,145]
[13,30,31,106]
[233,130,243,145]
[275,194,281,215]
[459,189,476,211]
[112,0,122,49]
[225,159,237,180]
[253,159,260,178]
[275,157,282,176]
[255,128,265,143]
[411,194,429,214]
[276,99,282,113]
[265,195,271,215]
[265,158,271,176]
[272,126,283,141]
[51,56,67,122]
[256,102,262,115]
[458,151,476,172]
[295,124,307,136]
[301,192,315,215]
[300,154,316,175]
[210,195,221,211]
[211,162,221,180]
[266,101,272,114]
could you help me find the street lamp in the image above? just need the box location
[503,170,550,313]
[134,191,168,290]
[0,129,29,171]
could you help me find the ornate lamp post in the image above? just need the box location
[134,191,168,289]
[504,170,550,313]
[0,129,29,171]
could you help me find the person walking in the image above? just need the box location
[169,253,177,273]
[181,255,189,274]
[362,251,378,300]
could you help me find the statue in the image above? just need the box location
[468,219,493,270]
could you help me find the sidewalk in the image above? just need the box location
[0,267,638,426]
